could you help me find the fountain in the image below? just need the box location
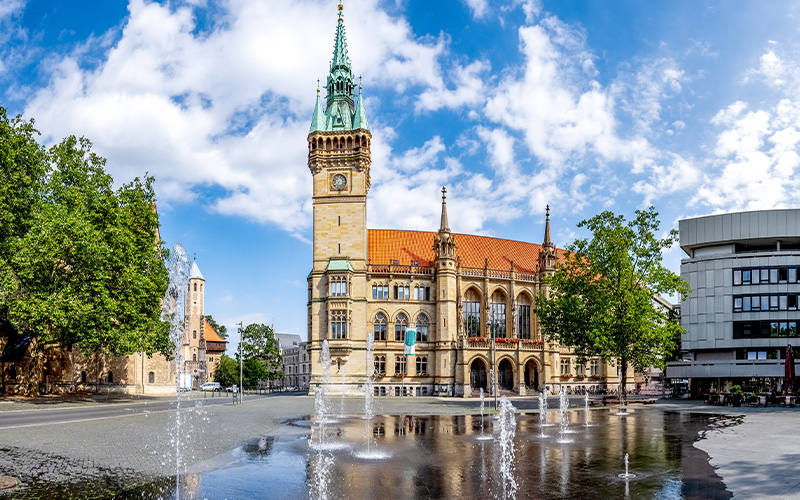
[162,243,191,499]
[584,392,591,426]
[339,368,346,417]
[614,380,629,416]
[363,331,375,420]
[497,396,518,500]
[618,453,636,479]
[557,386,572,444]
[477,388,492,440]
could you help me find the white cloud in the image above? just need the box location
[462,0,488,19]
[22,0,454,233]
[416,59,490,112]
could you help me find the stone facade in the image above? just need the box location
[305,6,627,397]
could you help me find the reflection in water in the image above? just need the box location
[98,410,732,499]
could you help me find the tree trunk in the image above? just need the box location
[620,358,628,405]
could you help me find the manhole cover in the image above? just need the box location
[0,476,19,490]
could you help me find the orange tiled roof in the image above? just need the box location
[204,319,227,343]
[367,229,566,274]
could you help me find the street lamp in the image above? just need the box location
[487,305,498,411]
[237,321,243,403]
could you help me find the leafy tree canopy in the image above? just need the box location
[238,323,282,380]
[0,107,170,356]
[534,207,689,397]
[204,314,228,339]
[212,354,239,387]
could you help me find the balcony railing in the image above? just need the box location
[466,337,545,350]
[369,263,539,283]
[368,263,435,276]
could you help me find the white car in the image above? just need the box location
[226,385,239,392]
[200,382,221,391]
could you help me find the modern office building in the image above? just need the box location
[667,209,800,395]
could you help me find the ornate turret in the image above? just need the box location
[539,205,556,274]
[434,187,456,260]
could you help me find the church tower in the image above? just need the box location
[307,4,371,386]
[184,259,207,388]
[433,187,457,341]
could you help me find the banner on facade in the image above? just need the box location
[404,329,416,356]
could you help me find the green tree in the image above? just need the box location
[0,108,170,393]
[239,323,282,380]
[534,207,689,402]
[204,314,228,339]
[212,354,239,387]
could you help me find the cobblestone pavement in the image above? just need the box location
[0,395,796,499]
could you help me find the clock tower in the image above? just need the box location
[307,3,371,384]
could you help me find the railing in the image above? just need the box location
[466,337,545,350]
[368,264,435,276]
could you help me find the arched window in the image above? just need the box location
[394,355,406,375]
[193,353,197,362]
[107,371,113,383]
[416,315,429,342]
[464,289,481,336]
[374,355,386,374]
[394,313,408,341]
[148,371,155,384]
[80,371,86,384]
[490,290,507,338]
[416,356,428,376]
[330,276,347,296]
[517,294,531,339]
[373,313,387,341]
[193,283,197,292]
[193,330,197,339]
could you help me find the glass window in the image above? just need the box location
[490,291,507,338]
[758,351,767,360]
[517,296,531,339]
[761,269,770,283]
[743,296,751,311]
[416,356,428,375]
[789,295,798,310]
[575,364,585,376]
[733,270,742,285]
[464,289,481,337]
[771,322,780,337]
[790,268,797,283]
[416,315,428,342]
[789,322,797,336]
[560,358,570,376]
[770,268,778,283]
[734,297,742,312]
[394,313,408,341]
[590,360,599,376]
[395,355,406,375]
[780,295,788,310]
[779,268,788,283]
[771,296,779,310]
[743,269,751,283]
[747,351,757,360]
[148,371,155,384]
[780,322,788,336]
[331,310,347,339]
[752,296,761,310]
[373,313,387,341]
[374,355,386,374]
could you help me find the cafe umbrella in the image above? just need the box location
[785,344,795,395]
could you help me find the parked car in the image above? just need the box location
[200,382,221,391]
[226,385,239,392]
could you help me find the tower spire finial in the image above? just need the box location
[439,186,450,233]
[543,204,552,247]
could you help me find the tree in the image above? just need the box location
[239,323,282,380]
[534,207,689,402]
[212,354,239,387]
[0,108,170,393]
[204,315,228,339]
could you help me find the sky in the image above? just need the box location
[2,0,800,350]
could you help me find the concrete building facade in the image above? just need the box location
[667,209,800,394]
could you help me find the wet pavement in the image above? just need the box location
[0,394,795,499]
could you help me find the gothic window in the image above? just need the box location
[148,371,155,384]
[590,360,600,376]
[517,295,531,339]
[416,356,428,376]
[394,285,410,300]
[395,355,406,375]
[576,364,585,376]
[560,358,570,376]
[372,284,389,300]
[331,310,348,339]
[464,289,481,337]
[394,313,408,341]
[193,330,197,339]
[374,355,386,374]
[416,315,429,342]
[193,354,197,362]
[330,276,347,296]
[490,291,506,338]
[373,313,387,341]
[194,283,197,292]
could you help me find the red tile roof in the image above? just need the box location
[204,319,227,343]
[367,229,566,274]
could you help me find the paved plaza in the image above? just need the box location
[0,393,797,498]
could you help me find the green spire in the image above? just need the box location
[353,84,370,131]
[310,87,326,133]
[309,4,369,133]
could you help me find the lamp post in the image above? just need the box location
[237,321,243,403]
[488,306,498,411]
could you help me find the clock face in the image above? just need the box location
[332,174,347,190]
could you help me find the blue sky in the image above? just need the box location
[3,0,800,349]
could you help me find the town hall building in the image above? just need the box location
[307,5,631,397]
